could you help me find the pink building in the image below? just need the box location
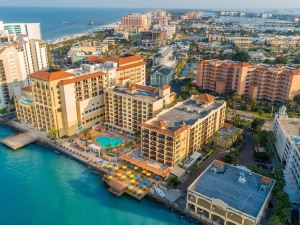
[196,60,300,102]
[121,13,151,32]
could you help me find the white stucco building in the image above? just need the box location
[274,106,300,205]
[0,21,42,40]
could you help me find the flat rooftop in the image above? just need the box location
[151,98,225,132]
[67,62,117,76]
[106,85,162,103]
[278,118,300,137]
[189,161,275,218]
[278,118,300,151]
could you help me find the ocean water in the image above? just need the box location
[0,7,148,40]
[0,125,195,225]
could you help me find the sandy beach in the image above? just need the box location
[47,21,120,44]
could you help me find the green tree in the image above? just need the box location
[275,56,288,64]
[294,54,300,64]
[251,118,265,132]
[47,128,58,139]
[232,51,250,62]
[269,215,281,225]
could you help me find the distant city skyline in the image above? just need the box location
[1,0,300,9]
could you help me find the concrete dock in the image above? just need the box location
[1,132,37,150]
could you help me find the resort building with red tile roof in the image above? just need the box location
[140,94,226,166]
[15,55,146,137]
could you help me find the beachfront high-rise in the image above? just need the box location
[120,13,151,32]
[104,82,176,134]
[140,94,226,166]
[196,60,300,102]
[0,21,42,40]
[0,36,48,110]
[15,56,146,137]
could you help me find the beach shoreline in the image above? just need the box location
[47,21,120,44]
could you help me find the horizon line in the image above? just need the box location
[1,6,300,10]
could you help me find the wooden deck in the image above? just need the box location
[1,132,37,150]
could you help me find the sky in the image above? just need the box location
[0,0,300,9]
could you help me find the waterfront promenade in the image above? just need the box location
[5,120,103,172]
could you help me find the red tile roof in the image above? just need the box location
[60,71,106,85]
[128,84,137,91]
[160,85,171,90]
[195,94,216,103]
[135,84,156,92]
[29,71,73,81]
[116,61,145,71]
[118,55,144,65]
[22,86,32,92]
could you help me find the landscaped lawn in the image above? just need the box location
[288,113,300,118]
[244,111,274,119]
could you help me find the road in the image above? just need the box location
[178,151,227,191]
[239,132,256,166]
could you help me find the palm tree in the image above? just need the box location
[47,127,58,139]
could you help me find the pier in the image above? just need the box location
[1,132,37,150]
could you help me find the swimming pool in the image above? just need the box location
[96,136,123,149]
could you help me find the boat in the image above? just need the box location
[62,21,70,25]
[88,20,95,26]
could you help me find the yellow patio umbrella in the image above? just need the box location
[122,165,127,169]
[106,164,112,169]
[121,175,126,180]
[142,170,147,174]
[114,167,119,171]
[107,175,113,180]
[129,174,135,178]
[130,179,136,184]
[126,171,132,175]
[128,185,134,190]
[117,173,122,177]
[137,189,143,195]
[134,166,139,170]
[146,172,151,177]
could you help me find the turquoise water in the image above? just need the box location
[0,7,149,40]
[96,136,123,149]
[0,125,194,225]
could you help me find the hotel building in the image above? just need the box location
[121,13,151,32]
[15,56,146,137]
[0,37,48,110]
[0,21,42,40]
[196,60,300,102]
[187,160,275,225]
[140,94,226,166]
[273,106,300,204]
[104,82,176,134]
